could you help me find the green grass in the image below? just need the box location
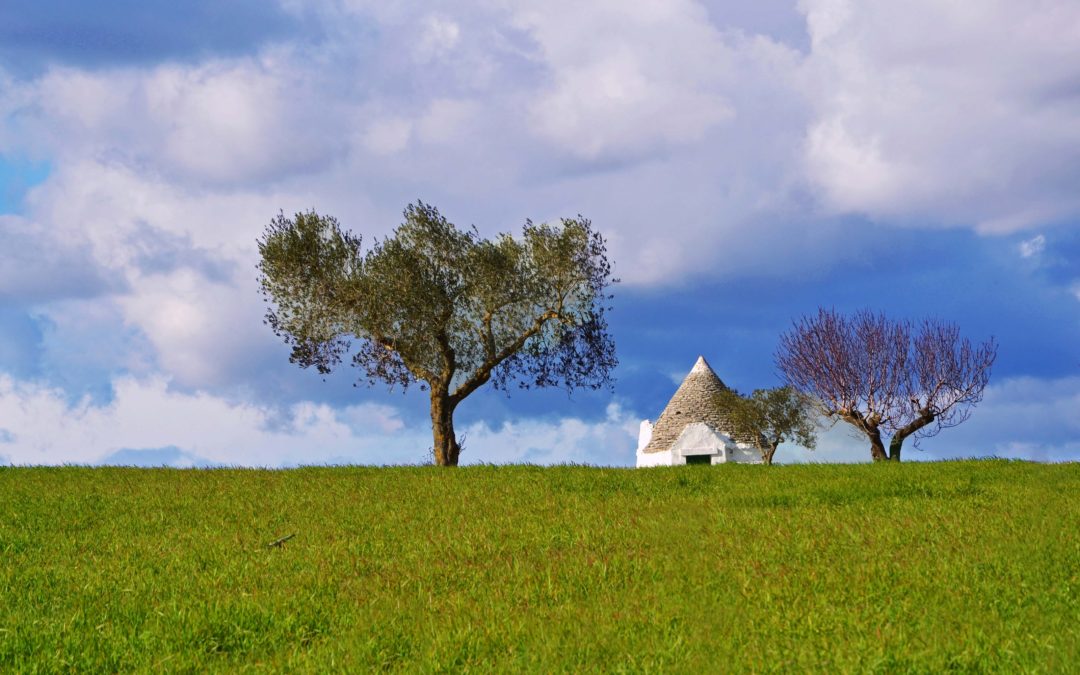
[1,461,1077,673]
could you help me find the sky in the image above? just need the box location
[1,0,1078,467]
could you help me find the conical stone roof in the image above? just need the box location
[642,356,749,453]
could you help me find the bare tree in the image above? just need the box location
[890,320,998,460]
[776,308,996,462]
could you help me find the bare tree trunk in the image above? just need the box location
[867,426,888,462]
[888,412,935,462]
[843,413,888,461]
[430,389,460,467]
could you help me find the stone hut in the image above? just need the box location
[636,356,762,467]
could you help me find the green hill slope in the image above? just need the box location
[1,461,1077,672]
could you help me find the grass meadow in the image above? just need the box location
[0,460,1077,672]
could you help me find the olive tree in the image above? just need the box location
[714,386,817,465]
[776,308,996,461]
[257,202,617,466]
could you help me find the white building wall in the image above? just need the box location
[635,420,764,467]
[636,447,675,467]
[637,420,653,452]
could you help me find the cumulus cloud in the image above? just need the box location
[3,0,815,294]
[517,0,738,161]
[799,0,1080,231]
[361,117,413,156]
[413,15,462,64]
[0,214,116,303]
[927,375,1080,461]
[7,0,1080,296]
[0,374,410,466]
[115,269,272,389]
[0,374,640,467]
[25,57,342,185]
[463,403,640,466]
[12,161,298,390]
[24,160,286,263]
[4,0,822,320]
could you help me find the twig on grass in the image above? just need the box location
[267,533,296,549]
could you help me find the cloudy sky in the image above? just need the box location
[1,0,1078,467]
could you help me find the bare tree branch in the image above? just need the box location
[777,308,996,461]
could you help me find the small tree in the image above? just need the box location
[257,202,617,466]
[776,308,996,462]
[714,386,817,465]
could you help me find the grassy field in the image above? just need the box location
[0,461,1077,673]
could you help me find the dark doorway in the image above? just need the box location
[685,455,711,466]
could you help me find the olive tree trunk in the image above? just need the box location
[430,390,461,467]
[763,446,777,466]
[760,441,779,466]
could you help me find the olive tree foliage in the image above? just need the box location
[257,202,617,466]
[713,386,817,465]
[776,308,997,462]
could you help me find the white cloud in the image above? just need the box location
[804,118,909,212]
[929,375,1080,461]
[3,368,1077,467]
[5,1,1080,295]
[25,160,289,263]
[14,161,299,389]
[0,374,413,466]
[0,374,640,467]
[799,0,1080,231]
[1019,234,1046,259]
[0,214,113,303]
[516,0,739,160]
[461,402,640,465]
[414,15,462,64]
[416,98,479,145]
[361,117,412,155]
[4,0,814,295]
[115,269,272,389]
[27,56,341,186]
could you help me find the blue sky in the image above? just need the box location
[1,0,1078,467]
